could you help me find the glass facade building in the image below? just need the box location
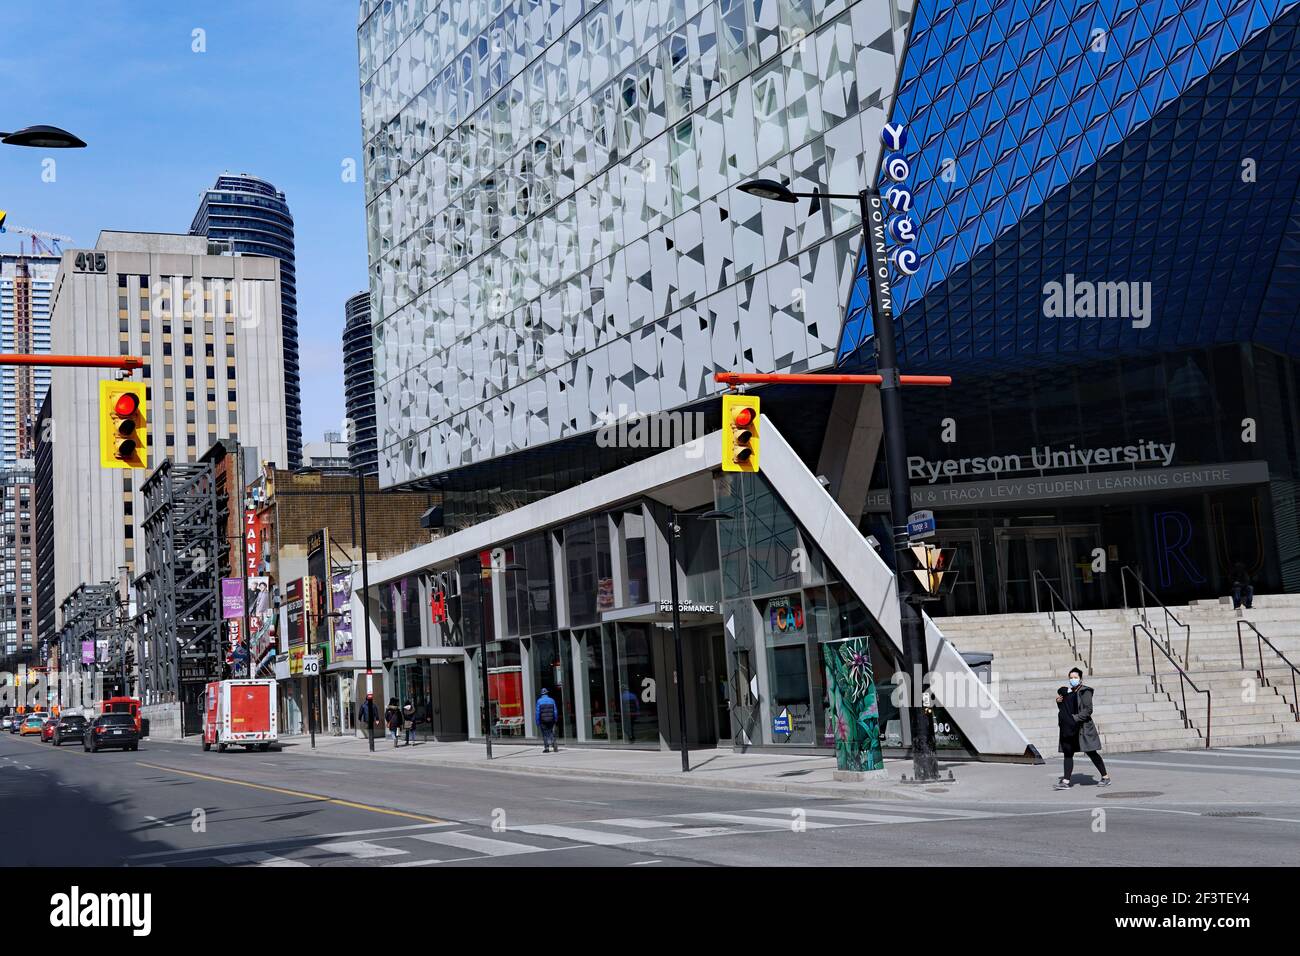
[190,173,303,468]
[358,0,1300,756]
[360,0,914,485]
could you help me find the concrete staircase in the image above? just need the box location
[939,594,1300,754]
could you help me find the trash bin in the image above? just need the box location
[959,651,994,685]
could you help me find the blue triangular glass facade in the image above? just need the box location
[839,0,1300,369]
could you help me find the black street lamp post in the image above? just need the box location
[665,509,730,772]
[738,176,940,782]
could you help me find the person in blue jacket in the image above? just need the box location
[535,688,560,753]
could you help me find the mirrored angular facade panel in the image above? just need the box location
[360,0,916,487]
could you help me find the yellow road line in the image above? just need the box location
[135,762,448,825]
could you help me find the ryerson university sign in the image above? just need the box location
[862,442,1270,510]
[909,441,1177,484]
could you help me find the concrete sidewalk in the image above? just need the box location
[252,733,1300,807]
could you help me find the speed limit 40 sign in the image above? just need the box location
[302,654,320,677]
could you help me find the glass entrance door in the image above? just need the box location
[933,529,985,616]
[994,526,1102,613]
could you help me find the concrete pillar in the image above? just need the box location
[816,384,884,525]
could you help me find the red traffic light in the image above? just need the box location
[113,392,139,417]
[731,406,755,428]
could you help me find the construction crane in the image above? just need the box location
[0,211,73,256]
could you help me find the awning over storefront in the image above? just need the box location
[601,602,722,626]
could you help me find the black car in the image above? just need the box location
[84,713,139,752]
[52,714,89,746]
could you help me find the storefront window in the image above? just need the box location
[580,628,609,739]
[681,510,722,604]
[567,516,613,625]
[566,519,597,626]
[459,556,486,646]
[430,568,461,646]
[377,584,397,660]
[624,510,649,604]
[486,638,524,736]
[531,632,574,739]
[613,623,657,746]
[762,592,815,745]
[399,575,423,649]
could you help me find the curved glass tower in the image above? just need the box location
[190,172,302,467]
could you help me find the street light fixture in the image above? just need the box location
[478,560,525,759]
[665,508,731,772]
[739,174,941,782]
[0,125,87,148]
[737,178,799,203]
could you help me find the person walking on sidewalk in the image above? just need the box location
[402,700,417,745]
[384,697,403,748]
[535,687,559,753]
[358,697,379,738]
[1055,667,1112,790]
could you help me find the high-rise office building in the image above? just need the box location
[33,393,54,651]
[0,253,57,660]
[342,291,377,475]
[190,173,302,467]
[0,462,35,658]
[49,230,290,618]
[0,253,57,467]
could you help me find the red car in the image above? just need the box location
[41,717,58,742]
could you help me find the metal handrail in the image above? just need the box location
[1121,565,1192,662]
[1032,569,1093,673]
[1133,622,1211,748]
[1237,620,1300,722]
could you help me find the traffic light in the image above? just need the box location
[99,379,148,469]
[721,393,760,472]
[909,543,958,598]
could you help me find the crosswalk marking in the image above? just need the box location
[601,818,688,829]
[836,802,1000,819]
[754,808,939,824]
[314,840,409,859]
[678,812,837,829]
[1176,748,1300,761]
[215,851,308,867]
[173,801,1012,867]
[515,824,650,845]
[1106,757,1300,775]
[409,831,545,856]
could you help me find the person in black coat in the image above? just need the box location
[1055,667,1112,790]
[1230,560,1254,610]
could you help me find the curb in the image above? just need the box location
[269,741,931,802]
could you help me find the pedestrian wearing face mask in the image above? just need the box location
[1055,667,1111,790]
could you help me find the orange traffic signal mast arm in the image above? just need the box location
[714,371,951,387]
[0,353,144,373]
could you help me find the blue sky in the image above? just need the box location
[0,0,367,444]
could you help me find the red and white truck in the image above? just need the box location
[202,679,278,752]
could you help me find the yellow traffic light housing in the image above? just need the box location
[908,544,958,599]
[721,393,760,473]
[99,379,148,469]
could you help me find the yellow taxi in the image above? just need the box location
[19,714,47,736]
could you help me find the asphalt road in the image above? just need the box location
[3,733,1299,867]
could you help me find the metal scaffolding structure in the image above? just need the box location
[136,459,222,706]
[57,581,124,707]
